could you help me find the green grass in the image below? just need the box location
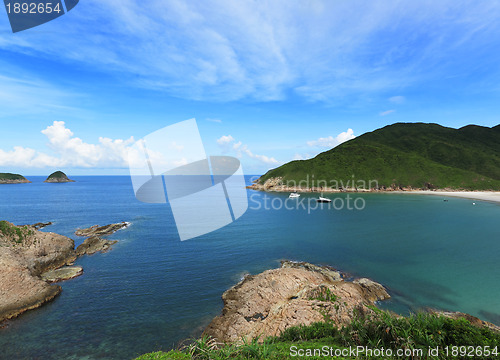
[307,285,338,302]
[260,123,500,190]
[135,310,500,359]
[0,172,27,181]
[0,221,33,244]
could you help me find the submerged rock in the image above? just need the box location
[44,171,75,183]
[41,266,83,282]
[203,261,390,343]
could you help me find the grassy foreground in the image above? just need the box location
[135,310,500,359]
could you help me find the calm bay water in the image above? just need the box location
[0,176,499,359]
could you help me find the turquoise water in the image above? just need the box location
[0,176,499,359]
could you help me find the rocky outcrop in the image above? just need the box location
[0,221,76,322]
[44,171,75,183]
[203,261,390,343]
[75,222,129,237]
[29,222,53,230]
[0,173,30,184]
[41,266,83,282]
[76,236,118,256]
[73,222,128,255]
[0,220,128,323]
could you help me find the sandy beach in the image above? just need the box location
[396,191,500,204]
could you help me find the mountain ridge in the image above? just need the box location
[258,122,500,190]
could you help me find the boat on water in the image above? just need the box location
[289,192,300,198]
[317,196,331,203]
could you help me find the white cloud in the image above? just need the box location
[380,109,396,116]
[307,129,356,148]
[216,135,235,145]
[216,135,279,164]
[389,96,405,104]
[0,121,135,168]
[292,153,314,161]
[206,118,222,123]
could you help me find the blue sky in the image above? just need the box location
[1,0,499,175]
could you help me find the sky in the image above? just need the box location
[0,0,499,175]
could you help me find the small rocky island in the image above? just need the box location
[0,173,30,184]
[0,220,128,323]
[44,171,75,183]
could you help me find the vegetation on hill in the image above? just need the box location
[135,310,500,359]
[260,123,500,190]
[44,171,74,183]
[46,171,69,179]
[0,173,28,181]
[0,221,33,244]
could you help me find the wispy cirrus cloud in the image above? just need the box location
[2,1,500,103]
[389,96,405,104]
[0,71,79,117]
[380,109,396,116]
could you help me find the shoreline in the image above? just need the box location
[204,260,500,344]
[247,184,500,204]
[392,190,500,204]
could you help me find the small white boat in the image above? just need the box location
[289,192,300,198]
[317,196,331,203]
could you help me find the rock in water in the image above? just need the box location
[44,171,75,183]
[75,222,129,237]
[75,236,118,256]
[203,261,390,343]
[41,266,83,282]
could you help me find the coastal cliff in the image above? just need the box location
[0,221,128,323]
[204,261,390,343]
[0,221,75,322]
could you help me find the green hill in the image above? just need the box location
[0,173,30,184]
[260,123,500,190]
[44,171,75,183]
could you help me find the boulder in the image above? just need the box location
[203,261,390,343]
[41,266,83,282]
[76,236,118,256]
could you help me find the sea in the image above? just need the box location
[0,176,498,359]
